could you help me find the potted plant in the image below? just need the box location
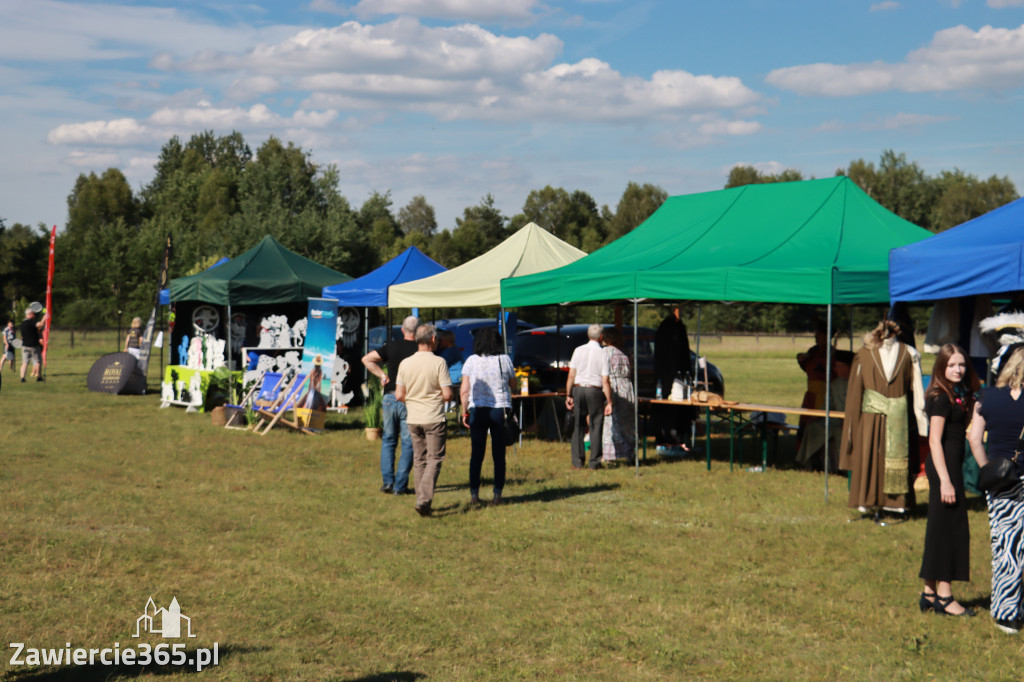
[363,376,383,440]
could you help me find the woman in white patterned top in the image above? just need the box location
[460,328,516,506]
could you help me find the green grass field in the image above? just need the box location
[2,331,1018,681]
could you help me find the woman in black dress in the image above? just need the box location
[919,343,980,616]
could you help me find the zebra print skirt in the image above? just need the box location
[988,475,1024,622]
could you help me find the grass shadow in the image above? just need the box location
[506,482,621,506]
[3,644,266,681]
[322,420,364,432]
[427,483,621,516]
[344,673,426,681]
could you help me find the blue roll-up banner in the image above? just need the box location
[302,298,337,400]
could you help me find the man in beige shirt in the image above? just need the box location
[395,324,453,517]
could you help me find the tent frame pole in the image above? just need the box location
[633,298,639,477]
[824,303,833,503]
[693,303,701,449]
[226,304,232,371]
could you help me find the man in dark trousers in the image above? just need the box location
[362,315,419,495]
[653,303,692,448]
[565,323,613,469]
[19,309,45,383]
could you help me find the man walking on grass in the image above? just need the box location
[395,324,453,517]
[565,323,612,470]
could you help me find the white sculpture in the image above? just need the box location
[258,315,292,348]
[210,337,226,370]
[331,356,354,407]
[291,318,307,347]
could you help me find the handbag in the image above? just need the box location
[977,425,1024,495]
[503,408,521,447]
[499,356,520,446]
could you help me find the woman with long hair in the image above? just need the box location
[460,328,516,506]
[919,344,979,617]
[969,346,1024,633]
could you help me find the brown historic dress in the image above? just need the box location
[839,341,923,511]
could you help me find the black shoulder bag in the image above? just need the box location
[499,356,520,447]
[978,425,1024,496]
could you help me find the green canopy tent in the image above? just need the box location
[500,177,933,492]
[169,235,351,366]
[501,176,931,306]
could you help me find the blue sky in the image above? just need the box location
[2,0,1023,233]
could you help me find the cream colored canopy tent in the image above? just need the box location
[387,222,586,308]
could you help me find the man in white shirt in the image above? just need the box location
[565,323,613,469]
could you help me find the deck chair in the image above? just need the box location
[250,373,307,435]
[252,372,285,410]
[223,371,282,429]
[277,384,327,435]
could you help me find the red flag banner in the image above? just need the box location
[42,225,55,369]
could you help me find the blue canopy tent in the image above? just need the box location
[890,197,1024,302]
[322,246,446,380]
[321,246,445,306]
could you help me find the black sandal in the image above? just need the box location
[919,591,936,613]
[933,595,976,617]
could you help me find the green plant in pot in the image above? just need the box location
[204,366,240,412]
[363,375,383,439]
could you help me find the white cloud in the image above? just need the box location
[47,105,338,146]
[157,18,759,126]
[65,150,121,167]
[148,103,337,130]
[225,75,281,100]
[870,1,900,11]
[350,0,541,23]
[48,118,153,145]
[989,0,1024,7]
[696,119,762,136]
[170,18,562,80]
[128,156,158,171]
[766,22,1024,95]
[0,0,297,63]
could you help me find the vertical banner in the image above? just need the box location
[42,225,56,370]
[137,236,172,376]
[301,298,337,399]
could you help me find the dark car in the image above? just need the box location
[433,318,535,363]
[367,317,536,363]
[513,324,725,398]
[367,325,403,353]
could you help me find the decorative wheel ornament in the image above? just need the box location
[192,305,220,333]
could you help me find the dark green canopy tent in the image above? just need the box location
[170,235,351,305]
[168,235,351,368]
[501,176,931,306]
[500,177,933,494]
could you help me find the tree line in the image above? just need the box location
[0,132,1017,334]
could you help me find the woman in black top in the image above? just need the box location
[969,346,1024,634]
[919,344,979,617]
